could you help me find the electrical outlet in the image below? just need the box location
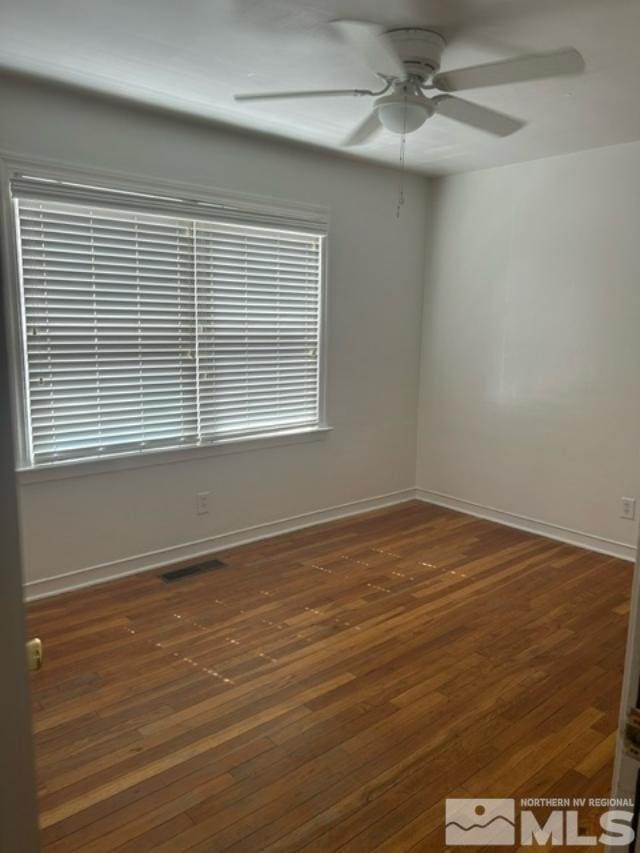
[621,497,636,521]
[196,491,210,516]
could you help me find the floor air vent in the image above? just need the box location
[160,559,226,583]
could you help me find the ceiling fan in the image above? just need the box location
[234,21,585,146]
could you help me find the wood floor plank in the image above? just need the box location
[27,501,632,851]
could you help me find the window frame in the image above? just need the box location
[0,155,331,480]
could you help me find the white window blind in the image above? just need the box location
[195,221,321,437]
[13,184,324,466]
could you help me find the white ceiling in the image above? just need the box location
[2,0,640,175]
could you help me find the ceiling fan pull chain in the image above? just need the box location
[396,97,408,219]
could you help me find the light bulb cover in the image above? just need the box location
[374,93,433,134]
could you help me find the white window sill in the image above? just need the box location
[16,426,333,485]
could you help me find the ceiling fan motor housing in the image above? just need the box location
[385,28,446,81]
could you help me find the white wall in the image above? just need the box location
[416,141,640,557]
[6,73,639,597]
[0,74,430,596]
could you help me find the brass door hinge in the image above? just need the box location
[26,638,43,672]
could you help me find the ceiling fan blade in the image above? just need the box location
[434,95,525,137]
[235,88,372,102]
[331,20,406,80]
[433,47,585,92]
[342,111,382,147]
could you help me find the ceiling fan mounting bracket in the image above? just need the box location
[384,28,446,82]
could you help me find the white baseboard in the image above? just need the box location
[24,488,416,600]
[415,488,637,563]
[25,486,636,600]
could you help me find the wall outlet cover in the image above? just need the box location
[196,492,210,515]
[621,497,636,521]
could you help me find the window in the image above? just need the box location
[11,176,325,467]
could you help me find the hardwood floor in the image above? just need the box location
[27,500,632,852]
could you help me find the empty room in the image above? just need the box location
[2,0,640,850]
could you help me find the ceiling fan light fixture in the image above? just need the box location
[374,93,433,134]
[233,21,583,149]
